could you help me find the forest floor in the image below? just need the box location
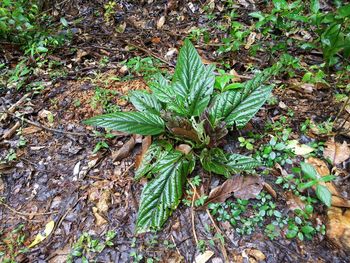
[1,1,350,262]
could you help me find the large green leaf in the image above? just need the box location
[136,150,195,233]
[84,111,165,135]
[129,90,162,115]
[224,85,273,128]
[226,153,261,171]
[209,64,281,128]
[188,64,215,116]
[134,141,172,180]
[172,39,215,116]
[208,91,241,125]
[148,74,174,104]
[200,148,260,177]
[200,148,230,177]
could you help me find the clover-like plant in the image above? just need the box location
[85,39,281,233]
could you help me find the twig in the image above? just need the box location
[188,181,199,246]
[0,111,89,137]
[206,209,229,263]
[123,40,175,68]
[0,201,58,217]
[335,113,350,137]
[2,121,20,139]
[171,234,183,258]
[0,93,31,122]
[334,95,350,125]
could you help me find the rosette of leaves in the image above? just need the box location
[85,39,281,233]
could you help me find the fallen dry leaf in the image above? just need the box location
[246,248,266,262]
[327,206,350,252]
[112,136,136,161]
[205,175,263,205]
[286,191,305,211]
[28,220,55,248]
[205,176,243,204]
[287,140,314,155]
[92,207,107,226]
[157,16,166,29]
[263,182,277,198]
[234,175,263,200]
[22,125,42,135]
[307,157,338,195]
[176,144,192,155]
[195,250,214,263]
[323,138,350,165]
[244,32,256,49]
[135,136,152,169]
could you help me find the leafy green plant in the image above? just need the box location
[310,2,350,66]
[0,224,29,263]
[90,87,120,113]
[67,231,116,263]
[255,135,294,167]
[85,39,281,233]
[285,206,317,241]
[122,56,165,80]
[299,162,334,207]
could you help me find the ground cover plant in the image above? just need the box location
[85,39,280,232]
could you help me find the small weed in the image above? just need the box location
[67,231,117,262]
[90,87,120,113]
[121,56,164,80]
[0,224,29,263]
[255,135,294,167]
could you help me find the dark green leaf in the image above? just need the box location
[320,175,336,182]
[172,39,215,116]
[226,153,261,172]
[129,90,162,115]
[225,85,273,128]
[338,4,350,18]
[136,151,195,233]
[148,74,174,104]
[84,111,165,135]
[301,225,315,234]
[310,0,320,14]
[200,148,230,177]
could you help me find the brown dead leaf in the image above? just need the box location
[244,32,256,49]
[234,175,263,200]
[92,207,107,226]
[323,138,350,165]
[195,250,214,263]
[246,248,266,262]
[112,136,136,162]
[307,157,338,195]
[286,191,305,211]
[157,16,166,29]
[263,182,277,198]
[275,163,289,177]
[74,49,89,63]
[327,207,350,252]
[135,136,152,169]
[205,176,243,204]
[205,175,263,205]
[176,144,192,155]
[22,125,42,135]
